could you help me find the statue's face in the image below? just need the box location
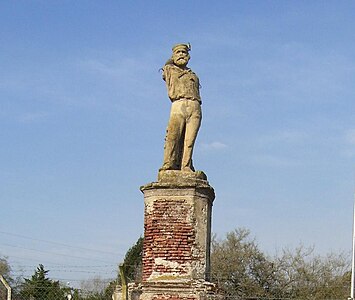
[172,49,190,67]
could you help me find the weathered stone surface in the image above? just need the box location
[160,44,202,172]
[132,44,220,300]
[157,170,208,183]
[141,174,214,283]
[141,170,213,195]
[131,281,218,300]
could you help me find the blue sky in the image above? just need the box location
[1,0,355,285]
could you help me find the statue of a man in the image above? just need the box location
[160,44,201,172]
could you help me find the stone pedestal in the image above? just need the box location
[137,170,216,300]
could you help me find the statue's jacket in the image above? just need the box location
[162,64,201,104]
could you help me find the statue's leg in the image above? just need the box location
[161,102,185,170]
[181,101,202,171]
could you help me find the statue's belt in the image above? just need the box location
[172,97,201,103]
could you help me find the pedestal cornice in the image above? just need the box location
[140,170,215,201]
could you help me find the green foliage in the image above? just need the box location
[274,246,350,299]
[78,276,114,300]
[0,257,12,300]
[104,280,117,299]
[79,292,107,300]
[0,256,12,282]
[211,227,351,300]
[211,228,277,298]
[19,264,66,300]
[123,236,143,282]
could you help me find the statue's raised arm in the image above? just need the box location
[160,44,202,173]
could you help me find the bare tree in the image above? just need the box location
[210,228,351,300]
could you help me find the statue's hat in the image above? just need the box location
[172,43,191,52]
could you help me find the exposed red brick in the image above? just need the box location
[142,199,195,281]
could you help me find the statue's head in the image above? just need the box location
[171,43,191,68]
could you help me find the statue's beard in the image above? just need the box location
[174,57,188,67]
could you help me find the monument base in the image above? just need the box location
[136,170,218,300]
[128,281,219,300]
[140,171,214,282]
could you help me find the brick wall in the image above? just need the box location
[143,198,195,281]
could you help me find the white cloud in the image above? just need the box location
[79,56,151,80]
[18,112,49,123]
[340,149,355,158]
[80,59,121,77]
[258,130,309,145]
[200,141,228,150]
[78,54,164,104]
[340,129,355,158]
[345,129,355,145]
[248,154,300,168]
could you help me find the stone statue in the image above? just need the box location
[160,43,201,172]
